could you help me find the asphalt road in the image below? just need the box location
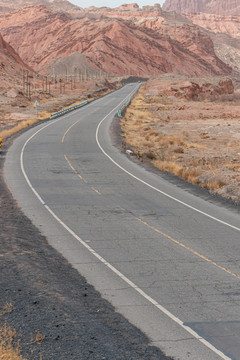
[4,84,240,360]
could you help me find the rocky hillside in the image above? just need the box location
[162,0,240,16]
[0,33,29,69]
[186,13,240,39]
[0,4,232,77]
[0,0,80,13]
[0,33,31,88]
[183,13,240,73]
[0,33,34,124]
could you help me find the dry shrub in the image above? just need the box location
[172,146,184,154]
[148,130,159,137]
[142,140,153,147]
[0,303,14,316]
[201,179,226,190]
[189,143,208,150]
[155,134,186,149]
[145,151,157,160]
[153,160,200,185]
[143,126,150,131]
[26,330,45,346]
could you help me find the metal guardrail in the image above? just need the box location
[50,100,89,119]
[118,100,130,118]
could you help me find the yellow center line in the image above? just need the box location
[134,216,240,280]
[64,154,87,183]
[62,119,81,143]
[91,186,102,195]
[64,154,77,173]
[64,150,238,279]
[64,154,101,194]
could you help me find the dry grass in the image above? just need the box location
[200,179,226,190]
[0,303,15,317]
[25,330,45,346]
[153,160,201,185]
[0,118,39,140]
[121,85,201,186]
[0,302,44,360]
[0,303,25,360]
[120,80,240,200]
[0,323,25,360]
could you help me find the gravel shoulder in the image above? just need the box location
[0,136,173,359]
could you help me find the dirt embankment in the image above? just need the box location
[120,75,240,203]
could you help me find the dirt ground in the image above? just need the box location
[0,78,122,137]
[121,75,240,203]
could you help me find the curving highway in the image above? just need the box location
[4,84,240,360]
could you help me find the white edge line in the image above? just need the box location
[19,85,231,360]
[96,115,240,233]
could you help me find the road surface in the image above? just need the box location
[5,84,240,359]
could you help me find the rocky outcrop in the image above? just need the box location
[169,78,234,100]
[163,0,240,16]
[186,13,240,39]
[182,13,240,73]
[0,4,232,77]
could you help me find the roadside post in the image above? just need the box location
[34,100,39,118]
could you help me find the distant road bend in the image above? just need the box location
[5,84,240,360]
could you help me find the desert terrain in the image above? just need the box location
[0,75,122,140]
[121,75,240,203]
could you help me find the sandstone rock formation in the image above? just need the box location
[186,13,240,39]
[163,0,240,16]
[0,33,31,79]
[0,32,33,113]
[184,13,240,73]
[0,4,232,77]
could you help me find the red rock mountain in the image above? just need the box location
[0,0,80,13]
[0,33,32,91]
[0,33,31,72]
[162,0,240,16]
[0,3,232,77]
[185,13,240,39]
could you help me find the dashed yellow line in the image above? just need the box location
[65,145,238,279]
[78,174,87,184]
[64,154,78,174]
[91,186,102,195]
[134,216,240,280]
[64,154,101,194]
[62,119,81,143]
